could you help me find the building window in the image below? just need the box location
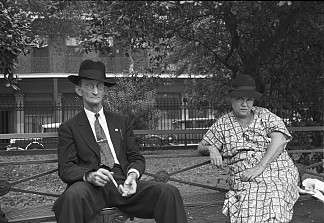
[31,47,50,73]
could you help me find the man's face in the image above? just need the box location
[75,79,107,109]
[231,97,254,118]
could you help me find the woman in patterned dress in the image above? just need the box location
[197,75,300,223]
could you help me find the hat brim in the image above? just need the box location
[68,75,116,87]
[229,89,262,99]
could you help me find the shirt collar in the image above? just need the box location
[84,107,104,122]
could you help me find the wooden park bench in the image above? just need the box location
[0,126,323,223]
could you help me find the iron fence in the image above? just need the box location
[1,101,321,133]
[0,100,322,149]
[0,101,216,133]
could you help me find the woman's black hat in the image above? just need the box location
[228,75,262,99]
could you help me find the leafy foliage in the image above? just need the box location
[102,74,163,130]
[2,0,323,125]
[184,75,232,118]
[28,0,87,39]
[0,0,33,90]
[81,1,324,125]
[0,0,89,90]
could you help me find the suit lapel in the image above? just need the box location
[76,110,100,158]
[104,111,121,159]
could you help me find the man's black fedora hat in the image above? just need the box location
[228,75,262,99]
[68,59,116,87]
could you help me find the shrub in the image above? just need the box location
[103,74,164,130]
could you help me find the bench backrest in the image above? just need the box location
[0,126,323,156]
[0,126,323,201]
[1,126,323,138]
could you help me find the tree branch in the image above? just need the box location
[243,2,305,75]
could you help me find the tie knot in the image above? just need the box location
[95,113,100,119]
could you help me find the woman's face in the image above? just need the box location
[231,97,254,118]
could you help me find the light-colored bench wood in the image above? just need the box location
[4,204,129,223]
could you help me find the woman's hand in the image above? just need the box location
[240,131,287,182]
[240,164,266,181]
[208,146,223,168]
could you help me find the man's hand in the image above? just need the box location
[86,168,115,187]
[208,146,223,168]
[118,172,137,197]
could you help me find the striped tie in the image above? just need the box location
[94,113,115,169]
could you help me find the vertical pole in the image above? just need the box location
[14,94,25,133]
[183,97,188,146]
[53,78,58,124]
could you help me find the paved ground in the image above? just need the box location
[38,198,324,223]
[126,197,324,223]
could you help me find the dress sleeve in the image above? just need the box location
[262,108,292,141]
[201,120,225,151]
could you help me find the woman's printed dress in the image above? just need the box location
[202,107,300,223]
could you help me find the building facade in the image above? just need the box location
[0,38,211,134]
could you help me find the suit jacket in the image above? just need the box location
[57,110,145,185]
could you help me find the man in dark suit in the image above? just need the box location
[52,59,188,223]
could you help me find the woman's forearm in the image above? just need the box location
[197,143,211,155]
[258,132,287,168]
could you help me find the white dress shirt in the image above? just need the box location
[85,108,120,164]
[83,107,139,179]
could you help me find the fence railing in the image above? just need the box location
[1,101,323,148]
[0,101,218,133]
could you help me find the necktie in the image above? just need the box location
[94,113,115,169]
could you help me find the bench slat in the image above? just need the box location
[5,203,55,223]
[182,192,225,207]
[0,149,57,156]
[4,204,127,223]
[287,126,324,131]
[0,159,57,166]
[4,192,224,223]
[0,126,322,140]
[1,147,322,159]
[0,133,58,139]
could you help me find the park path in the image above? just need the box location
[126,198,324,223]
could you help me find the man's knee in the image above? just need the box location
[60,181,93,202]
